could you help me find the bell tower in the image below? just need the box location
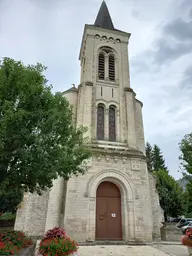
[73,0,145,153]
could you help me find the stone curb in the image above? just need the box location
[78,241,182,246]
[153,242,181,245]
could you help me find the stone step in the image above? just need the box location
[78,240,151,246]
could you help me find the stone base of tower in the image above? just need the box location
[62,148,163,243]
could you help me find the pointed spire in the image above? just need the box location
[94,1,114,30]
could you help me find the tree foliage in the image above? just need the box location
[146,142,153,172]
[0,188,23,213]
[0,58,91,195]
[185,181,192,217]
[154,169,186,220]
[152,145,167,171]
[179,133,192,174]
[146,142,186,219]
[179,133,192,217]
[145,143,167,172]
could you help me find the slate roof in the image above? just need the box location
[94,1,115,30]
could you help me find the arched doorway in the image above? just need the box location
[96,181,122,240]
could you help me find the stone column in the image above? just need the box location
[127,200,136,241]
[105,108,109,140]
[115,57,119,82]
[135,100,145,154]
[87,197,96,241]
[44,177,64,231]
[82,82,93,141]
[116,109,120,142]
[105,54,109,80]
[125,88,137,149]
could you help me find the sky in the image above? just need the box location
[0,0,192,179]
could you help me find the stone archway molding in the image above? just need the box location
[86,168,135,201]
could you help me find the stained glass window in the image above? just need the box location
[97,105,105,140]
[109,106,116,141]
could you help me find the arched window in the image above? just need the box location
[109,55,115,81]
[98,53,105,80]
[98,47,117,82]
[109,105,116,141]
[97,104,105,140]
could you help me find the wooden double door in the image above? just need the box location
[96,181,122,240]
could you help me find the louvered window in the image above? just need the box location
[109,55,115,81]
[98,53,105,80]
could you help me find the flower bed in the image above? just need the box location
[181,227,192,247]
[0,230,33,255]
[38,227,79,256]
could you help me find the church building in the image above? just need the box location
[15,1,163,243]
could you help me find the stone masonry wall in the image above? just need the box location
[63,153,153,243]
[161,222,182,242]
[149,173,164,240]
[15,191,49,236]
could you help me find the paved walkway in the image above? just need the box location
[153,244,188,256]
[36,241,188,256]
[77,245,169,255]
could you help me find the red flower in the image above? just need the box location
[0,241,5,248]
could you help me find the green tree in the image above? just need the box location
[179,133,192,216]
[0,188,23,213]
[154,169,185,221]
[152,145,167,171]
[185,181,192,217]
[145,142,153,172]
[0,58,91,195]
[179,133,192,174]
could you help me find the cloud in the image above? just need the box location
[132,7,192,71]
[180,65,192,90]
[163,18,192,41]
[152,39,192,65]
[179,0,192,9]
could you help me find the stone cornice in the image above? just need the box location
[124,87,133,92]
[124,87,136,96]
[86,143,146,160]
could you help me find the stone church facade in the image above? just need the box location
[15,1,163,243]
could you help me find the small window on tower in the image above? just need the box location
[97,104,105,140]
[109,105,116,141]
[109,55,115,81]
[98,53,105,80]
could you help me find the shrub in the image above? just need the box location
[44,227,66,239]
[181,227,192,247]
[0,241,19,255]
[38,227,78,256]
[0,213,16,221]
[0,230,32,255]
